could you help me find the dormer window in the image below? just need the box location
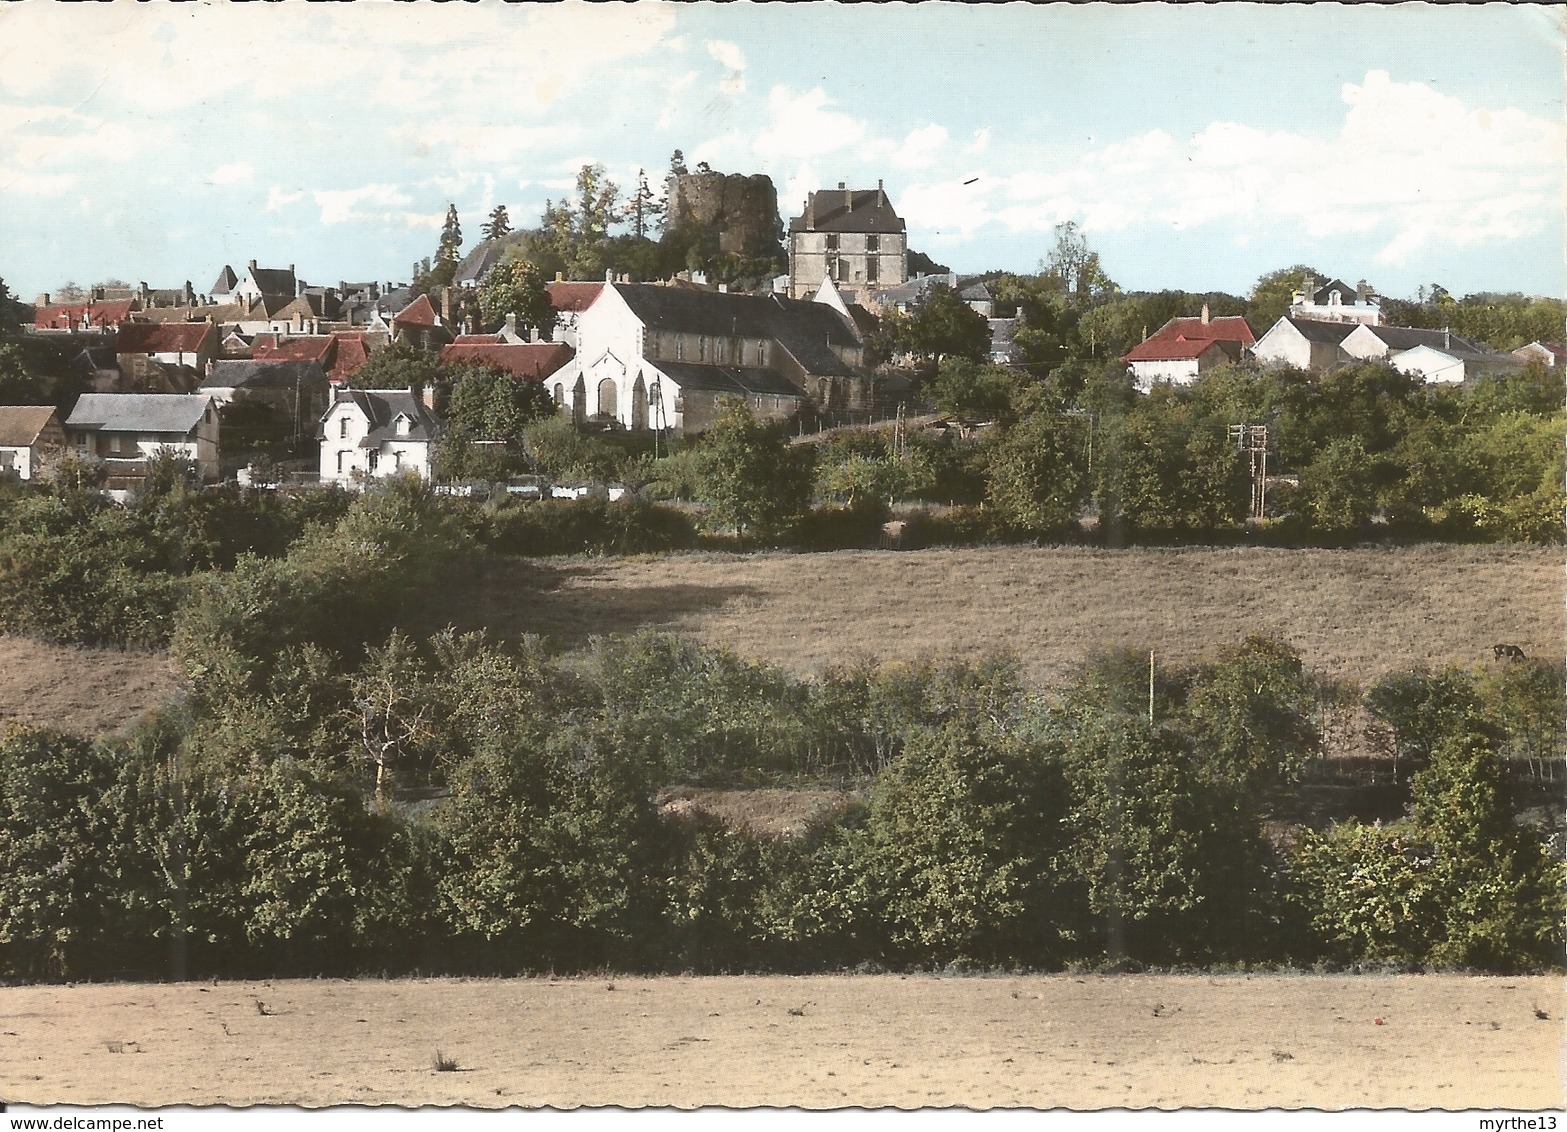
[394,415,410,437]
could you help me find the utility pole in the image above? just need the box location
[1229,422,1271,521]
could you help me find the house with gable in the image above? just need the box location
[1289,274,1383,325]
[544,279,872,433]
[1122,307,1255,391]
[1511,341,1565,370]
[1251,316,1359,372]
[390,294,453,353]
[1340,324,1520,385]
[318,388,443,484]
[228,260,299,305]
[788,181,908,301]
[0,406,66,480]
[64,393,220,482]
[114,320,220,393]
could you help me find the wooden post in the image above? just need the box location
[1148,650,1155,725]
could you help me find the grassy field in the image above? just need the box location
[423,542,1561,688]
[0,543,1555,738]
[2,973,1558,1108]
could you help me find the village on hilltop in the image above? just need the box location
[0,164,1558,494]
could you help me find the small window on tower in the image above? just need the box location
[866,234,879,252]
[825,233,839,251]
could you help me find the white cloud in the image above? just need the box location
[753,86,868,161]
[313,184,413,226]
[265,187,305,212]
[658,71,698,130]
[898,70,1562,267]
[968,128,991,155]
[208,161,253,186]
[893,124,949,169]
[706,40,745,72]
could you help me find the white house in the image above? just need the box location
[544,280,870,433]
[64,393,220,481]
[1341,324,1519,383]
[1511,341,1565,369]
[1122,309,1255,391]
[1289,275,1383,325]
[1251,316,1358,371]
[318,388,442,485]
[0,406,65,480]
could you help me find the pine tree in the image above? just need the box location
[669,149,688,177]
[481,204,512,243]
[624,170,662,241]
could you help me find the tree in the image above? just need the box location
[55,282,86,303]
[1247,265,1322,334]
[669,149,688,177]
[437,363,557,480]
[985,406,1092,534]
[1296,436,1377,533]
[480,204,512,242]
[344,341,440,394]
[0,276,19,342]
[569,164,621,279]
[421,204,463,291]
[693,399,813,542]
[899,283,991,371]
[476,254,553,337]
[624,169,662,241]
[1045,221,1115,306]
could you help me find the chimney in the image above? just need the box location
[605,268,615,283]
[502,313,517,341]
[837,182,846,189]
[718,283,728,294]
[1443,326,1450,350]
[555,272,564,282]
[248,259,257,271]
[1201,303,1210,325]
[1356,279,1371,303]
[530,326,541,343]
[289,264,295,276]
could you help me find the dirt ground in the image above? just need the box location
[1,974,1558,1110]
[426,543,1560,689]
[0,636,178,738]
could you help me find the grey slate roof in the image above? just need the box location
[211,265,238,296]
[655,360,806,399]
[66,394,213,434]
[1283,317,1359,345]
[202,360,327,392]
[1359,325,1492,357]
[327,389,443,446]
[615,284,861,378]
[788,187,906,235]
[248,265,298,298]
[454,237,523,286]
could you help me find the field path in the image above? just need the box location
[2,974,1559,1109]
[437,543,1560,687]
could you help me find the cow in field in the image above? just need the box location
[1493,643,1526,661]
[879,520,908,550]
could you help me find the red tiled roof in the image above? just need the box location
[254,335,335,364]
[1123,314,1254,363]
[452,333,503,345]
[329,334,371,384]
[439,342,575,381]
[115,321,214,355]
[393,293,439,327]
[1124,336,1236,363]
[547,282,604,313]
[33,300,136,330]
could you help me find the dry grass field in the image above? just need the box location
[0,543,1555,738]
[426,543,1561,688]
[1,974,1559,1109]
[0,637,178,738]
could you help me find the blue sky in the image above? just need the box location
[0,1,1560,303]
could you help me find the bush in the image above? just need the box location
[479,496,698,557]
[789,504,887,551]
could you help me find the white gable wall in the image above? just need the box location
[1390,346,1466,385]
[1252,320,1315,369]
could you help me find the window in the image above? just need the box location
[395,415,410,437]
[697,336,706,361]
[553,383,564,404]
[715,338,727,364]
[866,234,879,252]
[367,451,379,474]
[866,257,878,284]
[825,233,839,251]
[339,417,349,438]
[336,450,348,474]
[675,335,684,360]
